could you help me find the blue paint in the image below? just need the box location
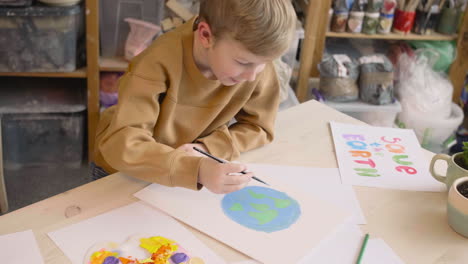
[221,186,301,233]
[171,252,189,263]
[103,256,119,264]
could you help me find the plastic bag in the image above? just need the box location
[359,54,394,105]
[318,54,359,102]
[396,49,461,152]
[397,102,463,153]
[407,40,456,72]
[396,49,453,120]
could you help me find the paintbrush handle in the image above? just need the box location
[439,0,447,10]
[193,147,270,186]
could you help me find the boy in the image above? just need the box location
[93,0,296,194]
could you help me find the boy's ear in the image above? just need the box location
[197,21,214,48]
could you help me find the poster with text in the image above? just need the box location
[330,122,445,192]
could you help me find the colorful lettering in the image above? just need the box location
[353,159,376,168]
[395,166,417,175]
[381,137,401,143]
[347,141,367,150]
[354,168,380,177]
[385,144,405,153]
[392,155,413,166]
[350,151,371,158]
[343,134,365,141]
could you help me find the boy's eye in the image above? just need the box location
[236,60,251,66]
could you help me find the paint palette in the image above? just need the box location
[83,234,205,264]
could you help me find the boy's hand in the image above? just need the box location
[198,158,253,194]
[177,143,209,157]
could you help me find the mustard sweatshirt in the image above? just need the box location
[94,18,280,190]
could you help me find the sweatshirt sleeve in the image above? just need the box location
[98,60,203,190]
[196,63,280,161]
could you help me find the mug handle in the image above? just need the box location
[429,154,451,183]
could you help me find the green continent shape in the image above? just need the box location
[248,209,278,225]
[249,203,271,212]
[229,203,243,211]
[271,197,292,208]
[248,189,267,199]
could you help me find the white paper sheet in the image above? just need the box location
[232,225,405,264]
[361,238,405,264]
[134,176,350,264]
[48,202,225,264]
[247,164,366,224]
[330,122,445,192]
[0,230,44,264]
[300,220,364,263]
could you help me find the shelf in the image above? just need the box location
[325,32,458,41]
[0,68,87,78]
[100,57,128,72]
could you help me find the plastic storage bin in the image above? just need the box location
[100,0,164,58]
[397,102,463,153]
[0,0,33,6]
[0,81,86,169]
[0,79,87,211]
[324,99,402,127]
[0,4,83,72]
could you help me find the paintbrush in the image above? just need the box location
[405,0,419,12]
[397,0,406,9]
[407,0,421,11]
[193,147,270,186]
[424,0,435,11]
[438,0,447,9]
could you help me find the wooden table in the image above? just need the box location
[1,100,467,264]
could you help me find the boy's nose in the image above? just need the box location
[244,70,257,82]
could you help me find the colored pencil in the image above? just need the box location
[356,233,370,264]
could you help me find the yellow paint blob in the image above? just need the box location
[89,250,118,264]
[139,236,178,253]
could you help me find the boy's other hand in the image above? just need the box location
[198,158,253,194]
[177,143,209,157]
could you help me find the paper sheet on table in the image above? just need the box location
[134,175,350,264]
[48,202,225,264]
[330,122,445,192]
[232,224,405,264]
[361,238,405,264]
[0,230,44,264]
[247,164,366,224]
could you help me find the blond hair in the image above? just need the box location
[198,0,296,58]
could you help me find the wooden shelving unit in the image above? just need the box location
[295,0,468,103]
[325,32,457,41]
[86,0,100,161]
[0,68,88,78]
[100,57,128,72]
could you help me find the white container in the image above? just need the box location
[347,11,364,33]
[124,18,161,61]
[397,102,463,153]
[324,99,402,127]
